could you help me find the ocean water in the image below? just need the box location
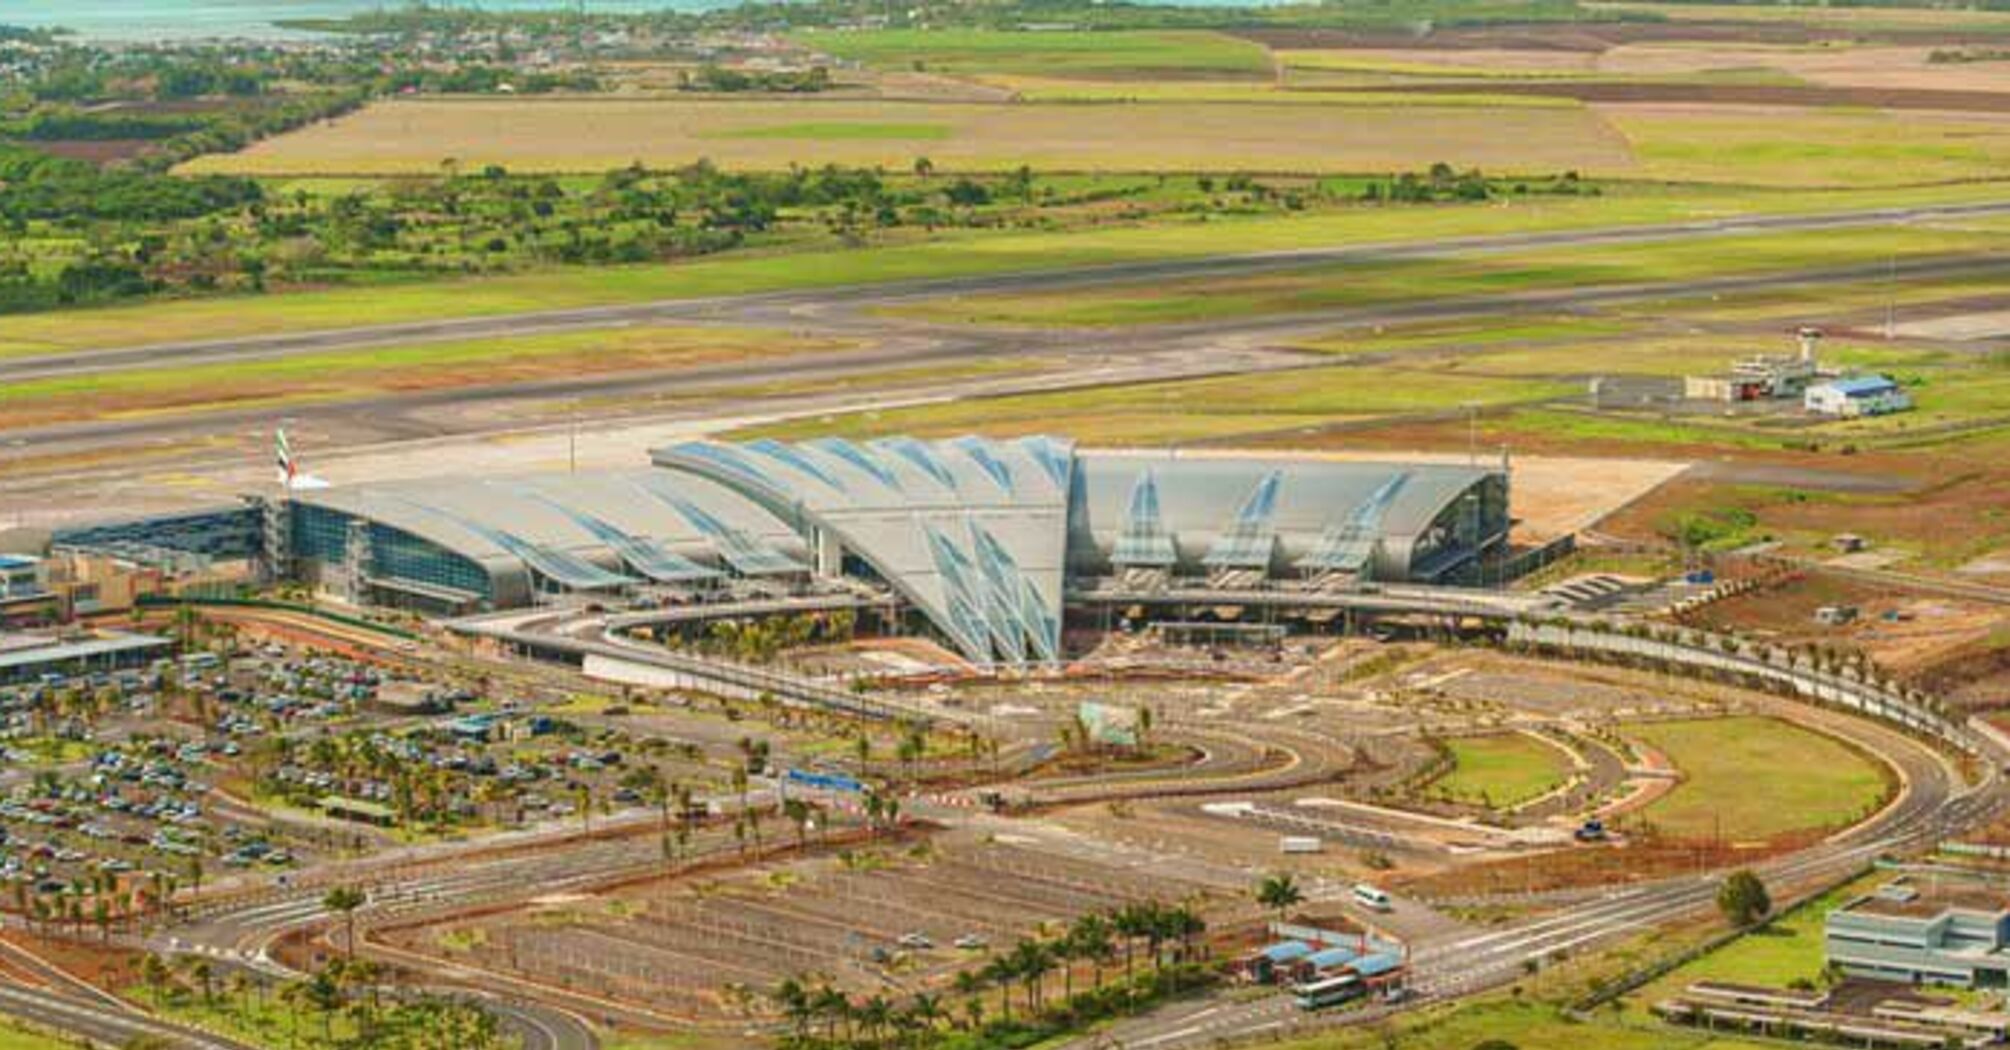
[0,0,732,42]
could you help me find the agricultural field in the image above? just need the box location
[793,28,1274,79]
[181,96,1633,176]
[1625,717,1893,843]
[185,93,2010,188]
[1603,105,2010,187]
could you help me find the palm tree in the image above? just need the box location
[908,992,945,1039]
[1010,939,1053,1015]
[783,798,813,851]
[1165,904,1206,965]
[1113,903,1149,984]
[1255,873,1304,925]
[858,995,893,1044]
[1070,913,1114,990]
[139,953,171,1007]
[1052,927,1079,1003]
[983,953,1017,1024]
[322,885,367,958]
[187,957,215,1004]
[811,982,850,1042]
[771,976,812,1042]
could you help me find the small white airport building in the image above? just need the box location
[1805,375,1912,418]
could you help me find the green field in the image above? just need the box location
[791,28,1274,79]
[0,1024,76,1050]
[1609,107,2010,187]
[1430,732,1574,808]
[1620,873,1880,1023]
[0,325,844,427]
[740,367,1574,445]
[884,224,2010,328]
[1627,717,1893,843]
[15,179,2008,358]
[1264,999,1769,1050]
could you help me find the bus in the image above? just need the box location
[1353,883,1393,912]
[1293,973,1361,1011]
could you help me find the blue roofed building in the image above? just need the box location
[1806,375,1913,418]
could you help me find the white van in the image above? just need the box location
[1353,883,1393,912]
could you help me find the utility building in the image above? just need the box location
[1806,375,1913,418]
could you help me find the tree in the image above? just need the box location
[1255,873,1304,923]
[322,885,367,958]
[1070,913,1115,990]
[1717,869,1771,927]
[138,953,171,1007]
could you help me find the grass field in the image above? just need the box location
[793,28,1273,79]
[741,366,1573,444]
[13,178,2010,359]
[1264,999,1769,1050]
[1618,873,1886,1024]
[182,97,1633,176]
[1626,717,1892,843]
[1607,106,2010,187]
[884,223,2010,328]
[0,325,844,428]
[0,1024,74,1050]
[1430,732,1573,808]
[1591,0,2010,30]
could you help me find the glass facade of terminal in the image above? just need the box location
[291,504,492,600]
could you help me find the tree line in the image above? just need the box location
[771,899,1213,1050]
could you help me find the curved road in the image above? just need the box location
[1068,696,2001,1050]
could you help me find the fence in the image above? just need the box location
[1506,620,1970,751]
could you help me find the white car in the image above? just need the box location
[897,932,934,950]
[953,934,988,950]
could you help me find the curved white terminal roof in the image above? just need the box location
[289,437,1506,666]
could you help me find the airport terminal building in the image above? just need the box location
[53,436,1510,667]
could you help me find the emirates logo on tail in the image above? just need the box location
[276,427,296,487]
[275,427,329,491]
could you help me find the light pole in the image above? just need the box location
[1462,402,1479,467]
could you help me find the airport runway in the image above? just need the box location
[11,196,2010,382]
[8,240,2010,526]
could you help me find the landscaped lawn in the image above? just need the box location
[1626,717,1893,843]
[1430,732,1573,808]
[1619,874,1882,1024]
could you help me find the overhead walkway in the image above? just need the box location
[449,608,952,726]
[1069,579,1558,620]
